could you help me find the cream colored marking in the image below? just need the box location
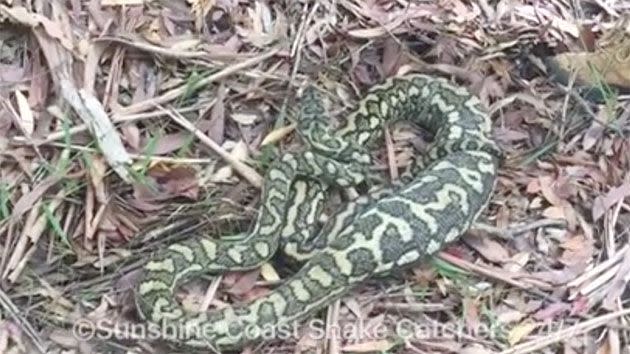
[430,94,455,113]
[336,178,350,187]
[200,239,217,259]
[448,125,463,140]
[390,95,399,107]
[358,131,371,144]
[268,169,287,181]
[281,181,308,237]
[370,213,413,242]
[379,100,389,117]
[397,249,421,266]
[307,265,334,287]
[281,153,298,169]
[172,264,203,286]
[369,117,381,129]
[426,239,442,254]
[432,160,483,194]
[335,247,361,277]
[153,298,183,320]
[254,242,270,257]
[288,280,312,302]
[447,111,460,122]
[264,292,288,315]
[392,183,471,232]
[227,246,245,263]
[407,84,420,97]
[421,86,431,97]
[167,244,195,262]
[144,259,175,273]
[139,280,169,295]
[443,227,461,242]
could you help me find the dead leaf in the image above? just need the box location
[507,321,538,346]
[533,302,571,321]
[260,123,296,146]
[464,234,510,263]
[559,234,594,267]
[10,176,61,221]
[13,90,34,136]
[143,132,192,155]
[147,164,199,200]
[592,183,630,221]
[342,339,395,352]
[227,269,260,296]
[207,84,226,143]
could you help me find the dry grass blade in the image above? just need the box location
[0,288,47,353]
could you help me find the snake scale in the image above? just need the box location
[135,74,501,350]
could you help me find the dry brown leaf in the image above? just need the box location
[559,234,594,267]
[465,234,510,263]
[147,164,199,200]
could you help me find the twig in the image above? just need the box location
[0,288,47,353]
[161,105,264,188]
[471,219,567,240]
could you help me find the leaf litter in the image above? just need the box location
[0,1,629,353]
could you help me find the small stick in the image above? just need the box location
[162,106,264,188]
[472,219,567,240]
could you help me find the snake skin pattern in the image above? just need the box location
[135,74,501,350]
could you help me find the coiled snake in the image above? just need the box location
[135,74,501,350]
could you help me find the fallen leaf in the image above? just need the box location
[533,302,571,321]
[227,269,260,296]
[465,234,510,263]
[507,321,538,346]
[559,234,594,267]
[11,176,61,220]
[13,90,34,136]
[592,183,630,221]
[260,123,296,146]
[342,339,396,352]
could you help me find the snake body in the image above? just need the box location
[135,74,501,350]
